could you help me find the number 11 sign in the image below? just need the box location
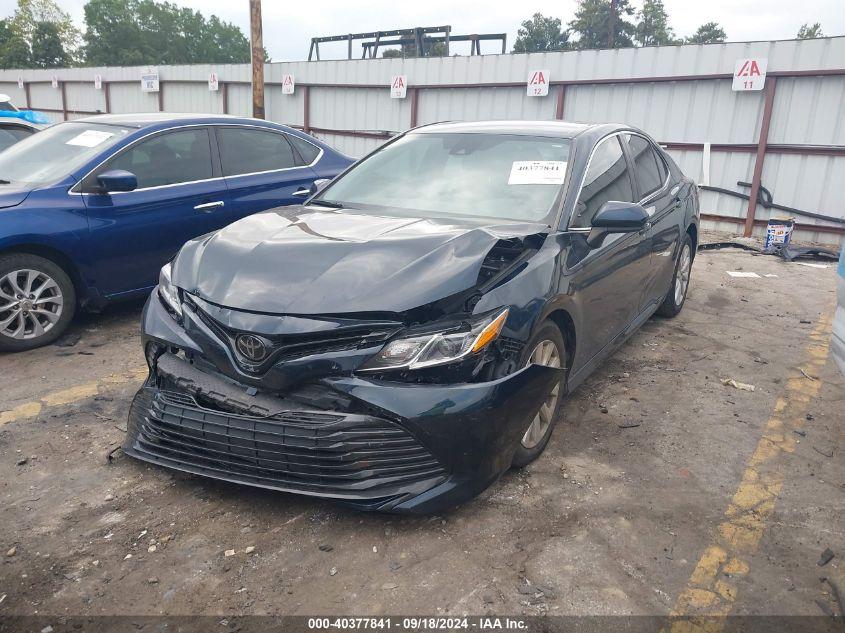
[732,58,768,91]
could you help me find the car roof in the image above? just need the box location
[412,120,625,139]
[71,112,278,129]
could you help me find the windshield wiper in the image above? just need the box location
[308,199,344,209]
[0,179,10,185]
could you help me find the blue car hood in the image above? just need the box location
[172,205,549,315]
[0,184,34,210]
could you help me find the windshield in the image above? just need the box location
[317,133,572,222]
[0,121,131,185]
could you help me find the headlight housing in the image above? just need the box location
[157,262,182,318]
[358,308,509,372]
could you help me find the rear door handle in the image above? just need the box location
[292,187,311,197]
[194,201,225,211]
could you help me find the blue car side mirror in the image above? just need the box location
[96,169,138,193]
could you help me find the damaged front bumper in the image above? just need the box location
[124,296,561,513]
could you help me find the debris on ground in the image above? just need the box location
[318,544,333,552]
[618,422,641,429]
[330,567,338,576]
[224,549,236,557]
[6,546,16,557]
[721,378,756,392]
[818,548,835,567]
[726,271,761,278]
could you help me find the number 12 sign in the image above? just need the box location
[732,58,768,91]
[527,70,550,97]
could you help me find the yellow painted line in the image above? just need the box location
[0,366,148,426]
[668,310,833,630]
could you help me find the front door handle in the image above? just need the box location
[292,187,311,197]
[194,201,225,211]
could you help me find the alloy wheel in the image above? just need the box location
[521,339,562,449]
[674,244,691,306]
[0,269,64,341]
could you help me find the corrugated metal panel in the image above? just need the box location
[0,37,840,245]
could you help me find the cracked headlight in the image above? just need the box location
[157,262,182,318]
[358,308,509,372]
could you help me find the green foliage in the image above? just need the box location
[569,0,636,49]
[31,21,71,67]
[685,22,727,44]
[83,0,251,66]
[635,0,677,46]
[797,23,824,39]
[512,12,571,53]
[0,0,79,68]
[381,49,402,58]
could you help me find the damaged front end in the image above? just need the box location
[125,211,563,513]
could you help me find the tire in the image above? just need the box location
[511,321,567,468]
[0,253,76,353]
[656,234,693,318]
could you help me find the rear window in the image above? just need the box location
[626,134,666,198]
[289,134,321,164]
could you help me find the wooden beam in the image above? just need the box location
[103,81,111,113]
[60,81,68,120]
[555,84,566,119]
[221,81,229,115]
[157,81,164,111]
[743,77,777,237]
[409,87,419,127]
[249,0,265,119]
[303,85,311,133]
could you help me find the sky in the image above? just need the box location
[1,0,843,61]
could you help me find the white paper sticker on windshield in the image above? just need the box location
[65,130,114,148]
[508,161,567,185]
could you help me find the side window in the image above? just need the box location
[570,136,635,229]
[0,126,33,152]
[626,134,665,199]
[288,134,321,165]
[98,128,212,189]
[218,127,297,176]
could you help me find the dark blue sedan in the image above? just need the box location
[0,114,352,351]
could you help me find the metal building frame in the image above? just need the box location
[17,67,845,238]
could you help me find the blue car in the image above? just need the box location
[0,113,352,351]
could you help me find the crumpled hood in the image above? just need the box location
[0,184,34,210]
[172,205,548,314]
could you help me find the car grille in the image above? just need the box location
[128,388,448,498]
[189,302,400,369]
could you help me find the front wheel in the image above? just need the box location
[656,235,693,318]
[0,254,76,352]
[511,321,566,468]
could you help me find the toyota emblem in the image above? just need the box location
[235,334,268,362]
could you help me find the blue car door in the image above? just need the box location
[215,125,319,220]
[79,126,228,297]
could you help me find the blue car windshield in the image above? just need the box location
[0,121,131,185]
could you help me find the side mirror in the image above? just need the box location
[96,169,137,193]
[311,178,331,195]
[586,201,649,248]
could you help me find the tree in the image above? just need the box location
[0,18,31,68]
[31,21,71,67]
[382,49,402,58]
[569,0,636,50]
[635,0,677,46]
[513,13,570,53]
[9,0,79,64]
[83,0,252,66]
[797,23,824,39]
[685,22,727,44]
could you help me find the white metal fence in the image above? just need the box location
[1,37,844,244]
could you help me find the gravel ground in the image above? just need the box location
[0,242,843,621]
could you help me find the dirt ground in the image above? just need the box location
[0,240,843,621]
